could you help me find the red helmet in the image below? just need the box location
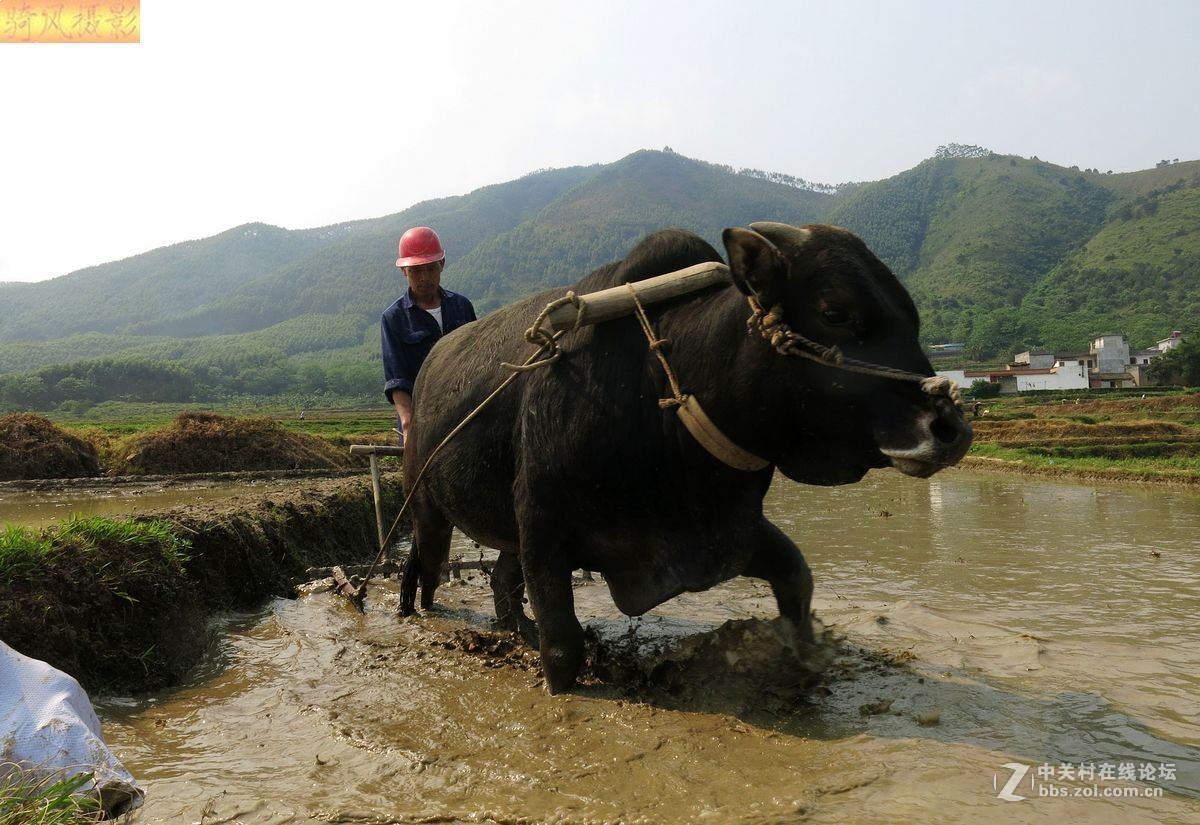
[396,226,446,268]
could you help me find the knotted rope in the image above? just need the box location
[355,294,590,603]
[626,284,686,409]
[499,291,584,372]
[746,295,962,407]
[350,280,963,606]
[627,284,771,471]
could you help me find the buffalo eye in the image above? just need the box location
[819,301,854,327]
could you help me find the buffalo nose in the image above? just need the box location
[931,397,973,452]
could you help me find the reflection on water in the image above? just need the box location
[90,469,1200,824]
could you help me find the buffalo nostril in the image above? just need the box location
[931,417,960,445]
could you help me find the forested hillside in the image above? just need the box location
[1018,181,1200,350]
[0,223,336,341]
[1,147,1197,410]
[826,149,1199,358]
[452,150,833,312]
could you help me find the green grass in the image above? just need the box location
[0,525,54,585]
[964,390,1200,483]
[1078,187,1200,270]
[0,768,103,825]
[967,442,1200,480]
[0,515,199,691]
[0,516,189,588]
[42,402,398,448]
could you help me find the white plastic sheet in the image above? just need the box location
[0,639,144,816]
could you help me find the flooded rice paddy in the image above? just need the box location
[54,471,1200,822]
[0,479,291,529]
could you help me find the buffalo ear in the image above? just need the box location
[722,227,789,302]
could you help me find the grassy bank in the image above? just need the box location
[966,389,1200,484]
[0,476,403,693]
[1,516,204,691]
[0,769,103,825]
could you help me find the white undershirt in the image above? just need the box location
[427,306,444,332]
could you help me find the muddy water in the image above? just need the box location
[0,480,296,528]
[95,470,1200,824]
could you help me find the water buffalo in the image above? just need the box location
[401,223,972,692]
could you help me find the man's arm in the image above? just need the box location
[392,389,414,441]
[381,311,417,407]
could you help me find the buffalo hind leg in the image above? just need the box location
[400,504,453,615]
[491,551,538,644]
[518,534,584,693]
[743,519,816,645]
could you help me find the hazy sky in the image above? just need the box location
[2,0,1197,283]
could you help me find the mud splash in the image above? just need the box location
[449,614,835,713]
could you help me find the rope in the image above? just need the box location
[354,294,589,602]
[626,284,771,471]
[626,284,686,409]
[746,295,962,406]
[351,280,961,603]
[500,291,583,372]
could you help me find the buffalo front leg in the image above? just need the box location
[517,535,584,694]
[743,519,816,645]
[491,551,538,644]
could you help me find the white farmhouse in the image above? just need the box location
[936,330,1184,394]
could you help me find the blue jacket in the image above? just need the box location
[381,287,477,402]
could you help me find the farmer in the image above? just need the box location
[381,226,477,444]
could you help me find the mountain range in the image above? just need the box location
[0,147,1196,406]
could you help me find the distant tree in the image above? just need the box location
[1149,338,1200,386]
[53,376,100,402]
[965,310,1017,360]
[969,379,1001,398]
[935,143,992,159]
[0,375,50,410]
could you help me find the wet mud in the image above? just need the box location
[99,563,1200,824]
[1,474,403,693]
[14,468,1200,822]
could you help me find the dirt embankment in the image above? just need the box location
[0,413,101,480]
[970,417,1197,446]
[109,412,358,475]
[0,411,363,480]
[0,475,405,693]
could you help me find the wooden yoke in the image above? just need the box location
[544,261,730,332]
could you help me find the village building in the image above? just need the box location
[1157,330,1185,352]
[934,331,1185,394]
